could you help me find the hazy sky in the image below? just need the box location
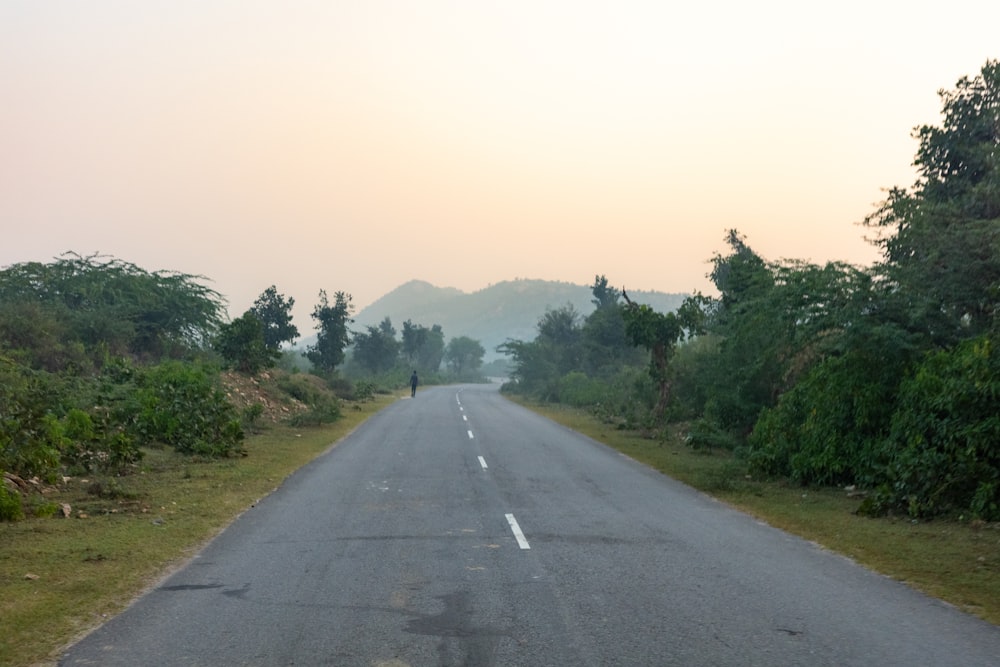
[2,1,997,328]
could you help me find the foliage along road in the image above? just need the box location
[60,383,1000,666]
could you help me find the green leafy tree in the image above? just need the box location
[444,336,485,377]
[0,253,226,363]
[215,312,277,375]
[621,289,707,421]
[401,320,446,372]
[537,304,584,376]
[249,285,299,350]
[306,290,353,373]
[581,275,640,377]
[498,305,584,400]
[590,274,620,309]
[747,61,1000,512]
[352,317,401,374]
[864,60,1000,344]
[496,336,560,399]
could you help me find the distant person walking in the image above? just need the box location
[410,371,419,397]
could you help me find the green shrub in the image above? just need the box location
[242,403,265,432]
[0,483,24,521]
[131,361,245,457]
[0,360,66,482]
[353,381,376,402]
[747,349,902,486]
[868,336,1000,519]
[286,392,342,426]
[683,418,740,451]
[558,372,606,407]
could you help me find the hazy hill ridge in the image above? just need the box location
[353,279,688,360]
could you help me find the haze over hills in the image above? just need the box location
[351,278,688,361]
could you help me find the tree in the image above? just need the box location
[444,336,485,377]
[352,317,400,374]
[215,312,277,374]
[306,290,353,373]
[621,289,707,421]
[581,275,640,376]
[249,285,299,350]
[0,253,226,363]
[590,274,620,309]
[401,320,446,372]
[864,60,1000,344]
[536,304,584,376]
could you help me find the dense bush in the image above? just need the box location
[0,359,66,482]
[747,343,908,486]
[0,483,23,521]
[558,372,605,407]
[131,361,245,457]
[215,313,277,375]
[866,336,1000,519]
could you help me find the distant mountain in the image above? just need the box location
[352,279,688,361]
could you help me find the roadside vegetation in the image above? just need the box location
[500,60,1000,523]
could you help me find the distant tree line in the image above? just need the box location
[500,60,1000,521]
[346,315,486,384]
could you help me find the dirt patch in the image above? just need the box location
[220,370,308,424]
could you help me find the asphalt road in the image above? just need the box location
[60,383,1000,666]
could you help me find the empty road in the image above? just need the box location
[61,383,1000,666]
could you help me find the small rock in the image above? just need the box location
[59,503,72,518]
[24,573,40,580]
[152,517,165,526]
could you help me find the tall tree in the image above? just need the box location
[536,304,583,376]
[622,290,707,420]
[401,320,446,372]
[864,60,1000,343]
[352,317,400,374]
[582,275,639,376]
[444,336,485,377]
[306,290,353,373]
[249,285,299,350]
[590,274,620,309]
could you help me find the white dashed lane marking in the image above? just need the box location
[505,513,531,550]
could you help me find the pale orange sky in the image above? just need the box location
[2,1,997,329]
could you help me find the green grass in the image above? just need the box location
[0,394,395,667]
[520,400,1000,626]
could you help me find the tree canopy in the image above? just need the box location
[250,285,299,350]
[306,290,354,373]
[0,252,226,365]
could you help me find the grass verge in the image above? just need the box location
[519,400,1000,626]
[0,394,396,667]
